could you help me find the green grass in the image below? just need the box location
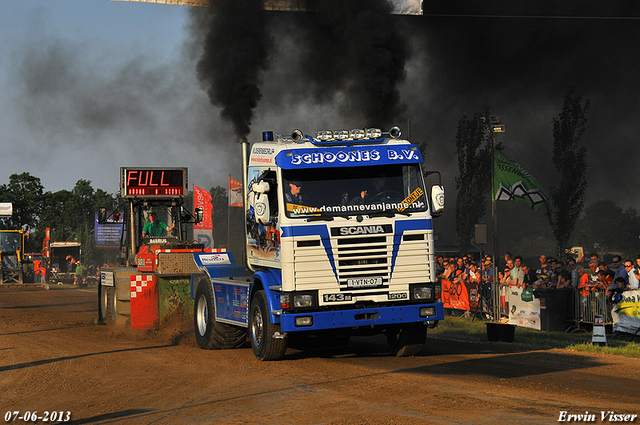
[428,316,640,358]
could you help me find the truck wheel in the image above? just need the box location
[249,290,287,361]
[194,280,246,350]
[386,323,427,357]
[102,286,118,325]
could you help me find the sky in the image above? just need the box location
[2,1,640,246]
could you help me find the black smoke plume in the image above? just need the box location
[194,0,272,140]
[191,0,410,138]
[294,0,410,128]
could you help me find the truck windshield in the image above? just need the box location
[282,164,428,218]
[0,232,21,253]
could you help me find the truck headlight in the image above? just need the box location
[293,294,314,308]
[410,284,433,301]
[420,307,437,317]
[295,316,313,327]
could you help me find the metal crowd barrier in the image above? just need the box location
[488,282,614,330]
[573,287,614,325]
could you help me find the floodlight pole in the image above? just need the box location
[489,118,505,319]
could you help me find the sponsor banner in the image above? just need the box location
[194,185,213,248]
[442,279,480,311]
[507,286,541,330]
[612,290,640,334]
[229,176,243,207]
[94,212,123,248]
[276,145,423,169]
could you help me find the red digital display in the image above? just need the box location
[121,168,187,198]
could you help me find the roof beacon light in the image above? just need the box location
[262,131,274,142]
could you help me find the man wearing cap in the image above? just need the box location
[286,180,304,204]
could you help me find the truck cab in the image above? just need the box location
[193,126,445,360]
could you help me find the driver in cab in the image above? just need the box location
[142,212,175,237]
[285,180,304,205]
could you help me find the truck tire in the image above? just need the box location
[386,323,427,357]
[102,286,118,325]
[249,290,287,361]
[194,280,246,350]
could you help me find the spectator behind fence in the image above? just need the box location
[555,271,572,289]
[434,255,445,278]
[566,258,579,287]
[461,262,481,284]
[441,261,456,281]
[611,255,628,285]
[533,269,548,289]
[539,254,553,279]
[598,261,614,282]
[577,265,592,318]
[522,265,535,288]
[553,260,566,280]
[588,260,600,282]
[625,260,638,290]
[606,277,628,303]
[503,259,515,285]
[633,255,640,288]
[511,256,525,288]
[482,259,494,284]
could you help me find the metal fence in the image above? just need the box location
[489,283,614,330]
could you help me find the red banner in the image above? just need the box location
[194,185,213,229]
[194,185,213,248]
[229,177,243,207]
[441,279,480,311]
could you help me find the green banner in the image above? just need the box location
[493,149,548,210]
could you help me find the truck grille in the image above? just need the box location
[291,231,431,291]
[336,236,389,287]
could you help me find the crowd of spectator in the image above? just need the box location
[435,251,640,305]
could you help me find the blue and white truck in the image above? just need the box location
[193,126,445,360]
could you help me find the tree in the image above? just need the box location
[0,172,45,231]
[38,180,115,264]
[545,89,589,258]
[454,111,497,254]
[574,200,640,259]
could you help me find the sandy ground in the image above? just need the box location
[1,285,639,425]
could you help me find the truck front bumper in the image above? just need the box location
[280,302,443,332]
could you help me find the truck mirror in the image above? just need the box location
[252,181,270,194]
[431,185,445,217]
[194,207,203,224]
[254,193,270,225]
[98,207,107,224]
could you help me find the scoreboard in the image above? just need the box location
[120,167,188,198]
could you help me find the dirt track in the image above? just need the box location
[1,285,639,425]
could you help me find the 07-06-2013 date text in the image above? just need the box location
[4,411,71,422]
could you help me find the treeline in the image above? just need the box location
[0,172,115,264]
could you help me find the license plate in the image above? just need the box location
[346,277,383,288]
